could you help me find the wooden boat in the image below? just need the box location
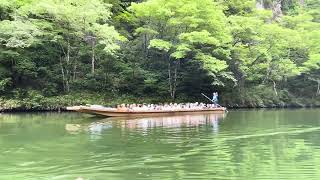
[66,105,227,117]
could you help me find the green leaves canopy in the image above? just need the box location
[130,0,233,84]
[0,20,41,48]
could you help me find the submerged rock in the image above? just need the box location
[65,124,81,132]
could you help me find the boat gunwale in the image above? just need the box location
[79,107,226,114]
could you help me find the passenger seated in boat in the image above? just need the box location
[114,102,222,112]
[163,103,169,111]
[127,104,132,110]
[117,104,128,112]
[155,104,161,111]
[131,104,139,111]
[195,103,200,109]
[186,103,190,109]
[141,104,148,111]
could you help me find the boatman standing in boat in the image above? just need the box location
[212,92,219,107]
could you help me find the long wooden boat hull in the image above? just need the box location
[68,106,226,117]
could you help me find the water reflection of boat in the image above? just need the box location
[129,114,221,129]
[106,113,225,130]
[65,114,226,135]
[67,106,226,117]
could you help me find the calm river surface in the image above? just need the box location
[1,109,320,179]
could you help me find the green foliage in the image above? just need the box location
[130,0,234,95]
[0,20,41,48]
[0,78,10,92]
[149,39,172,52]
[0,0,320,110]
[219,0,256,16]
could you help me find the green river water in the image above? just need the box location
[1,109,320,180]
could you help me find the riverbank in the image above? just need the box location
[1,92,320,112]
[0,92,171,112]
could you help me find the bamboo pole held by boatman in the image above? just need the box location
[201,93,222,107]
[201,93,214,103]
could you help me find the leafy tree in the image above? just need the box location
[0,0,319,109]
[19,0,121,91]
[130,0,234,99]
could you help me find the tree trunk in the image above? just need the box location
[168,59,173,99]
[166,54,180,100]
[238,76,245,104]
[144,34,148,58]
[65,78,70,92]
[317,81,320,96]
[66,40,71,92]
[91,44,95,74]
[272,80,278,96]
[172,61,180,100]
[63,38,71,92]
[272,0,283,21]
[73,63,77,81]
[256,0,265,9]
[60,57,66,92]
[66,39,70,64]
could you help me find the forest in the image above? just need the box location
[0,0,319,110]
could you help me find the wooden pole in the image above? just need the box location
[201,93,222,107]
[201,93,214,103]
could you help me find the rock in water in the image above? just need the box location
[65,124,81,132]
